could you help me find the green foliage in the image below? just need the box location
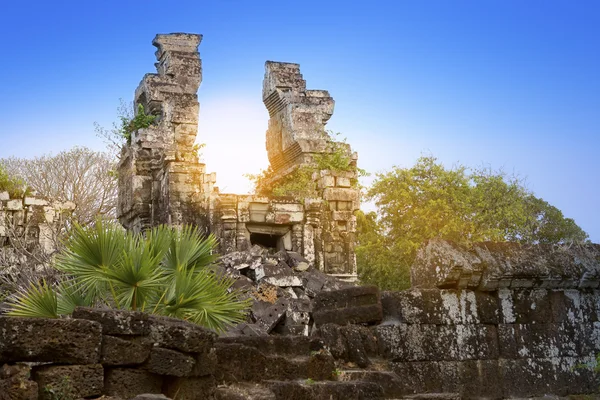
[246,130,366,199]
[0,164,29,198]
[357,156,589,290]
[8,280,60,318]
[7,220,250,333]
[44,376,74,400]
[119,104,157,145]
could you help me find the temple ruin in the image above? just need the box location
[117,33,360,280]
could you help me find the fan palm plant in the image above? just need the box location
[6,220,250,333]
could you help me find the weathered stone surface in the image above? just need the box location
[267,380,383,400]
[307,348,336,380]
[101,335,151,366]
[0,363,38,400]
[315,324,378,368]
[34,364,104,400]
[0,317,101,364]
[73,307,150,335]
[214,342,309,383]
[163,375,216,399]
[104,368,163,398]
[147,315,216,353]
[215,383,276,400]
[381,289,500,325]
[313,286,382,326]
[412,239,600,291]
[376,323,498,362]
[142,347,195,377]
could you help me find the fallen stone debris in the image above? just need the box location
[216,244,382,337]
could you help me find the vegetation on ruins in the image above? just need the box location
[0,164,29,198]
[246,131,366,200]
[357,156,590,290]
[94,100,157,157]
[7,220,250,333]
[0,146,117,226]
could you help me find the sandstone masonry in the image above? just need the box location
[117,34,360,279]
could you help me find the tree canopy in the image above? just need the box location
[0,146,117,225]
[357,156,589,290]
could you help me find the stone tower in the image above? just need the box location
[117,33,360,279]
[117,33,214,232]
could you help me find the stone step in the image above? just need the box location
[266,379,385,400]
[338,369,404,398]
[216,335,313,357]
[390,394,460,400]
[215,383,276,400]
[215,342,311,383]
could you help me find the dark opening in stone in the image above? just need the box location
[250,232,281,249]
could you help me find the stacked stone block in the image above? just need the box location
[0,308,218,399]
[0,191,74,268]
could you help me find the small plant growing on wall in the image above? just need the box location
[245,130,367,200]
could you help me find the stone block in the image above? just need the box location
[6,200,23,210]
[389,361,444,394]
[308,349,336,380]
[313,285,382,326]
[499,358,559,397]
[147,314,217,353]
[376,323,498,362]
[73,307,150,335]
[143,347,196,377]
[0,191,9,200]
[24,197,48,206]
[101,335,151,366]
[322,187,359,202]
[214,342,309,383]
[0,364,38,400]
[319,175,335,188]
[255,297,289,333]
[164,375,216,399]
[0,317,101,364]
[267,380,383,400]
[34,364,104,400]
[104,368,163,398]
[336,177,352,187]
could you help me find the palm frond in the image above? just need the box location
[157,268,250,332]
[104,238,165,311]
[6,280,59,318]
[56,279,94,315]
[54,219,125,298]
[162,226,218,274]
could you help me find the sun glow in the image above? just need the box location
[197,97,270,195]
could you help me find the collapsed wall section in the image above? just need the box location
[0,191,74,270]
[117,33,361,279]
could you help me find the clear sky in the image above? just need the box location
[0,1,598,242]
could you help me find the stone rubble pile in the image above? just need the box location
[216,244,357,337]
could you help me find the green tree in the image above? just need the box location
[7,220,250,333]
[357,156,589,290]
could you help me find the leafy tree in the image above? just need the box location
[7,220,250,333]
[0,146,117,226]
[357,156,589,290]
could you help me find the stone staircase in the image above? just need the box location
[212,335,458,400]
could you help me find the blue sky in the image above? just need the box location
[0,1,598,242]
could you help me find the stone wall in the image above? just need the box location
[0,191,74,271]
[1,240,599,399]
[373,239,600,398]
[117,34,359,279]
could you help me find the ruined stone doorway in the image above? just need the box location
[246,225,292,252]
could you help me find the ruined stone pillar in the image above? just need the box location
[262,62,360,279]
[117,33,209,232]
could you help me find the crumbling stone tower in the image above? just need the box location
[117,33,359,279]
[117,33,213,232]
